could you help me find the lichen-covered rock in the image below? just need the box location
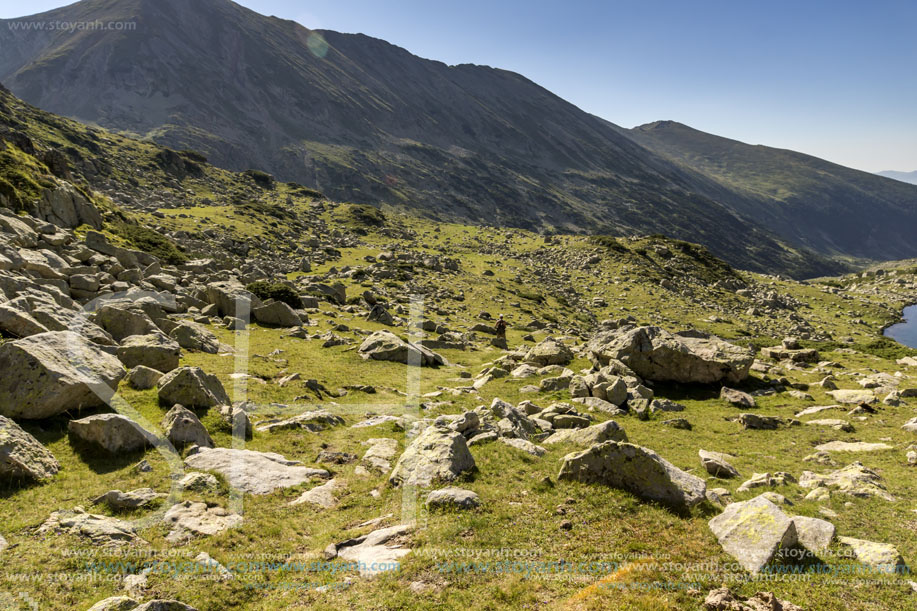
[0,331,125,419]
[544,420,627,446]
[38,507,146,546]
[799,462,895,501]
[0,415,60,481]
[708,495,797,573]
[426,487,481,510]
[558,441,706,507]
[389,425,476,487]
[791,515,835,552]
[116,332,180,372]
[184,447,329,495]
[837,536,905,571]
[587,326,754,384]
[163,501,243,543]
[157,367,230,408]
[524,337,574,367]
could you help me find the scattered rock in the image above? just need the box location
[799,462,895,501]
[332,524,413,577]
[91,488,164,511]
[177,472,219,492]
[289,478,346,509]
[703,587,802,611]
[736,472,796,493]
[500,437,546,456]
[38,507,146,546]
[161,404,214,449]
[699,450,739,479]
[389,425,476,487]
[791,515,835,552]
[163,501,243,543]
[558,441,706,507]
[126,365,164,390]
[708,495,797,573]
[68,414,157,454]
[358,330,446,367]
[543,420,627,446]
[720,387,755,408]
[157,367,230,409]
[838,536,905,570]
[425,487,481,510]
[814,441,893,453]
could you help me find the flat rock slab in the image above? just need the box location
[708,495,797,573]
[362,438,399,472]
[184,447,329,495]
[814,441,893,453]
[827,389,876,404]
[799,462,895,501]
[558,441,706,507]
[499,437,546,456]
[38,507,146,546]
[795,404,842,418]
[805,419,854,432]
[163,501,243,543]
[289,478,346,509]
[334,524,413,577]
[838,536,905,570]
[91,488,164,510]
[0,415,60,481]
[255,410,344,433]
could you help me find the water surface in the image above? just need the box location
[884,304,917,348]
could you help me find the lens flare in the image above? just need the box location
[307,32,329,59]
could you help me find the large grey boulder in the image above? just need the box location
[837,536,905,570]
[708,495,798,573]
[426,487,481,510]
[161,404,214,448]
[205,281,261,318]
[157,367,230,408]
[0,415,60,481]
[33,182,103,229]
[117,333,180,372]
[252,301,302,327]
[791,515,835,552]
[126,365,164,390]
[0,331,125,419]
[558,441,706,507]
[184,447,329,495]
[587,326,754,384]
[389,425,476,487]
[524,337,574,367]
[359,330,446,367]
[169,322,221,353]
[68,414,157,454]
[91,305,160,342]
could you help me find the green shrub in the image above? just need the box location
[244,169,275,189]
[246,281,302,308]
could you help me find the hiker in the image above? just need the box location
[494,314,507,339]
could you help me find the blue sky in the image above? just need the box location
[3,0,916,172]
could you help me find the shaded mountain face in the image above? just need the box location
[628,121,917,262]
[877,170,917,186]
[0,0,888,277]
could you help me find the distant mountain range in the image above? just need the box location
[877,170,917,185]
[1,0,916,277]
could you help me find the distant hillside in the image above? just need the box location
[627,121,917,261]
[877,170,917,185]
[0,0,908,276]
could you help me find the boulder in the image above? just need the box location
[0,303,49,337]
[178,472,219,492]
[86,596,140,611]
[524,338,574,367]
[157,367,230,408]
[255,410,344,433]
[587,326,753,384]
[161,404,214,448]
[699,450,739,478]
[544,420,627,446]
[205,281,261,318]
[184,447,329,495]
[332,524,412,577]
[901,417,917,433]
[736,472,796,493]
[358,330,446,367]
[362,438,399,472]
[735,413,782,430]
[500,437,546,456]
[557,441,706,507]
[91,305,159,342]
[708,495,797,573]
[218,403,253,438]
[289,478,346,509]
[68,414,157,454]
[720,387,755,409]
[0,331,125,419]
[126,365,163,390]
[389,425,476,487]
[827,389,876,404]
[791,515,835,552]
[0,415,60,481]
[117,333,180,372]
[169,322,221,353]
[426,487,481,510]
[252,301,302,327]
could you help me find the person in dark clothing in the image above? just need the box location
[494,314,507,339]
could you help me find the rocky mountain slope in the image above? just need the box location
[0,79,916,611]
[627,121,917,261]
[3,0,910,277]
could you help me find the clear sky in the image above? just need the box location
[3,0,915,172]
